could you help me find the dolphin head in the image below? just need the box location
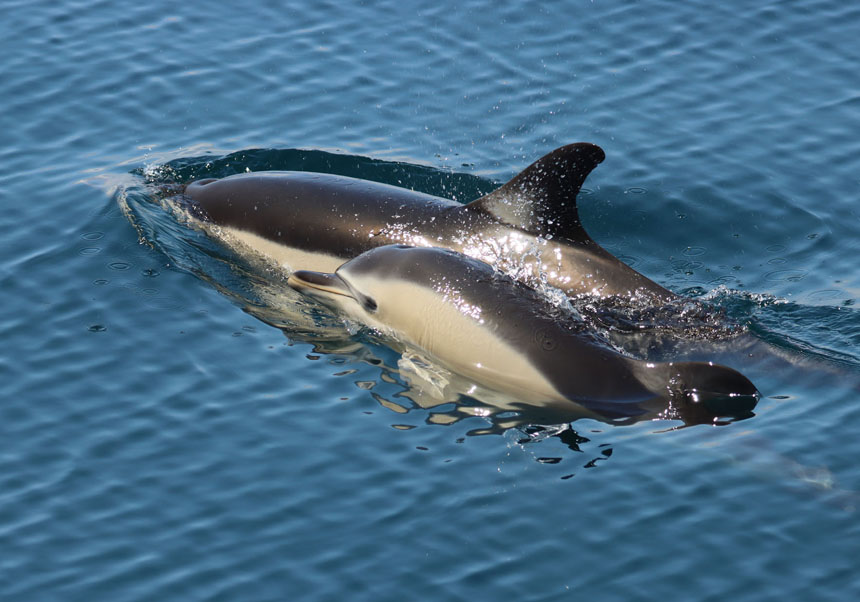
[288,244,483,319]
[287,266,379,317]
[287,244,508,355]
[286,245,435,326]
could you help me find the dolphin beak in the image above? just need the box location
[288,270,354,301]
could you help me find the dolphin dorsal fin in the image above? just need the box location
[465,142,605,240]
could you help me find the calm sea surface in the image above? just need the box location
[2,1,859,600]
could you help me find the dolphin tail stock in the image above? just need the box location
[464,142,606,241]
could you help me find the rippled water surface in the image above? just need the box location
[3,1,860,600]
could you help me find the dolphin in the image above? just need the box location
[181,143,676,300]
[286,244,758,420]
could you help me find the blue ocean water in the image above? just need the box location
[2,0,859,600]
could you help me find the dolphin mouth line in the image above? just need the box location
[287,270,354,299]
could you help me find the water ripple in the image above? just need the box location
[3,0,860,599]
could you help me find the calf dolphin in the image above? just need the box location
[287,245,758,420]
[182,143,676,300]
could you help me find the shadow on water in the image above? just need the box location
[118,147,860,475]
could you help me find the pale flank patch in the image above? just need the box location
[218,225,344,274]
[348,275,567,403]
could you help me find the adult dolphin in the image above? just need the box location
[286,245,758,421]
[182,143,676,300]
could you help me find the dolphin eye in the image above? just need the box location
[362,297,378,312]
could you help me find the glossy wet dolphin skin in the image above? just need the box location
[183,143,676,300]
[288,245,759,421]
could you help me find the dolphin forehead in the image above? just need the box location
[339,244,495,282]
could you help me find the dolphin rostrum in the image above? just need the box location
[182,143,676,300]
[287,244,758,420]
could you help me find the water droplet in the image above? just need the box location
[683,246,706,257]
[88,324,107,332]
[142,268,159,277]
[82,232,104,241]
[93,279,109,285]
[108,262,131,271]
[78,247,100,255]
